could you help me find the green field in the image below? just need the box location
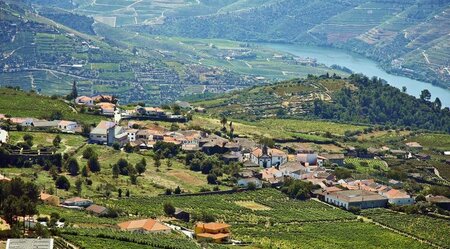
[0,88,103,124]
[344,158,388,174]
[47,188,437,248]
[8,132,86,153]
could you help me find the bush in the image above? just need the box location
[55,176,70,190]
[82,147,97,159]
[207,173,217,184]
[163,203,175,216]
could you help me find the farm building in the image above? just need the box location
[325,190,388,210]
[62,197,93,208]
[86,204,109,216]
[6,238,54,249]
[174,209,190,222]
[118,219,171,234]
[195,222,231,243]
[381,189,415,206]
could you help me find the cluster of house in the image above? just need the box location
[0,114,79,133]
[237,149,344,187]
[75,95,117,116]
[363,141,431,161]
[76,95,187,122]
[89,120,204,148]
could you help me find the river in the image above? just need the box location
[263,43,450,107]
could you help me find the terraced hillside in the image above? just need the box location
[1,1,346,104]
[132,0,450,88]
[193,74,450,132]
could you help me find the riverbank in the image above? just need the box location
[261,43,450,107]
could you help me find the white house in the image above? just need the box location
[58,120,78,133]
[0,129,8,143]
[90,120,116,144]
[250,146,288,168]
[75,96,94,106]
[381,189,415,206]
[127,129,138,142]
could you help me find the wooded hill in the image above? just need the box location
[193,74,450,132]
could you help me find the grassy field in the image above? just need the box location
[184,115,364,143]
[0,88,103,124]
[406,133,450,151]
[344,158,388,174]
[8,131,86,153]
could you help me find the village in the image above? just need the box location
[1,91,449,248]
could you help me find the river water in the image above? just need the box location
[263,43,450,107]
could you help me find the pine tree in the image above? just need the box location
[70,81,78,100]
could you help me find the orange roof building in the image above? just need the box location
[194,222,231,243]
[117,219,171,234]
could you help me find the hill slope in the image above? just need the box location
[0,1,345,104]
[193,74,450,132]
[141,0,450,88]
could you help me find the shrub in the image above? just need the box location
[163,203,175,216]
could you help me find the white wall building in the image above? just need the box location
[0,129,8,143]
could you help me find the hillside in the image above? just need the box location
[0,87,102,123]
[0,1,346,104]
[137,0,450,88]
[193,74,450,132]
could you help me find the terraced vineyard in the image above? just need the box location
[100,189,356,224]
[362,209,450,248]
[58,189,436,248]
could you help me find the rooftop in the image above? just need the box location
[327,190,388,203]
[118,219,171,232]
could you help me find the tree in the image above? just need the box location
[23,134,33,147]
[55,176,70,190]
[81,165,89,177]
[67,157,80,176]
[154,157,161,170]
[220,116,228,131]
[166,159,172,169]
[434,97,442,110]
[116,158,130,175]
[420,89,431,101]
[112,142,120,150]
[124,143,134,153]
[68,80,78,100]
[82,147,97,159]
[75,178,83,196]
[112,164,119,179]
[50,111,63,121]
[135,158,147,175]
[118,188,122,198]
[165,188,172,195]
[125,189,130,198]
[402,86,407,93]
[52,135,61,147]
[87,156,101,172]
[207,173,217,184]
[163,203,175,216]
[174,186,181,194]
